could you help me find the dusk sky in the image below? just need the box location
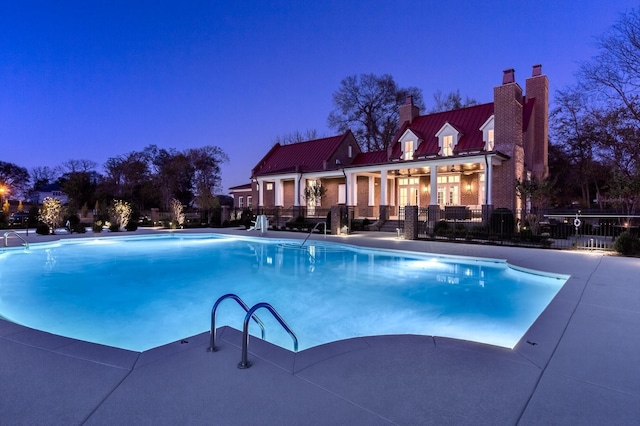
[1,1,638,193]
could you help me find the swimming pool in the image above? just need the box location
[0,233,567,352]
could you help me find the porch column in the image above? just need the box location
[346,172,357,207]
[485,160,493,205]
[368,176,375,206]
[275,178,283,207]
[294,176,300,207]
[430,166,438,205]
[257,179,265,207]
[380,170,388,205]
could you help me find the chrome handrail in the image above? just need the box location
[300,221,326,247]
[3,231,29,249]
[238,302,298,369]
[207,293,265,352]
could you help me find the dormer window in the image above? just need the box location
[398,129,420,161]
[435,123,461,157]
[480,115,495,151]
[442,136,453,156]
[404,140,414,160]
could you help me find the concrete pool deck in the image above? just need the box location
[1,227,639,425]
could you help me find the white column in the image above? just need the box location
[380,170,387,205]
[430,166,438,205]
[368,176,375,206]
[346,173,357,206]
[294,176,300,207]
[257,179,264,207]
[275,178,283,206]
[389,176,396,206]
[485,160,493,205]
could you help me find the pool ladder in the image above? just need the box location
[3,231,29,249]
[300,221,327,247]
[208,293,298,369]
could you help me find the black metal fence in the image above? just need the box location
[399,206,639,251]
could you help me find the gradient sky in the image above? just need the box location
[1,1,638,193]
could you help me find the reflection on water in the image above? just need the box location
[0,234,566,351]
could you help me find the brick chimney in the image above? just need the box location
[492,68,524,211]
[525,64,549,180]
[399,95,420,124]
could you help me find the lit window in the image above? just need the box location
[442,135,453,156]
[487,129,494,151]
[404,141,414,160]
[266,183,273,191]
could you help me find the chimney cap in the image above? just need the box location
[532,64,542,77]
[502,68,515,85]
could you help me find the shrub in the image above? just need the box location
[93,221,104,233]
[109,223,120,232]
[73,223,86,233]
[36,222,50,235]
[125,220,138,231]
[434,220,449,235]
[613,231,640,256]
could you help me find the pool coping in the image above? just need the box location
[2,228,639,424]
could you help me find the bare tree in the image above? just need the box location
[430,89,478,113]
[327,74,424,152]
[272,129,320,145]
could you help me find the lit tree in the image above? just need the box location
[170,198,185,229]
[39,197,63,234]
[110,199,132,231]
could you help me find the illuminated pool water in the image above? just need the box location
[0,234,568,351]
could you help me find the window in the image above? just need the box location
[442,135,453,156]
[487,129,495,151]
[348,145,353,158]
[238,196,244,208]
[404,140,414,160]
[266,183,273,191]
[247,196,252,208]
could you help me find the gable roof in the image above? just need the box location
[390,102,495,159]
[252,131,352,177]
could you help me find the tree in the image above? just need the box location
[0,161,30,200]
[30,166,58,191]
[188,145,228,224]
[39,197,63,233]
[109,199,132,230]
[430,89,478,113]
[552,8,640,213]
[272,129,320,145]
[169,198,185,228]
[591,104,640,214]
[327,74,424,152]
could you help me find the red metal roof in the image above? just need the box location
[351,150,389,166]
[252,132,349,177]
[390,102,495,159]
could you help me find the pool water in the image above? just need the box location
[0,234,567,352]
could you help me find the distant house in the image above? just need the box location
[229,183,254,210]
[32,183,69,205]
[233,65,548,230]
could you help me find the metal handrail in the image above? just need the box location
[238,302,298,369]
[207,293,265,352]
[300,221,327,247]
[3,231,29,249]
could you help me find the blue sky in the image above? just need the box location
[1,1,638,192]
